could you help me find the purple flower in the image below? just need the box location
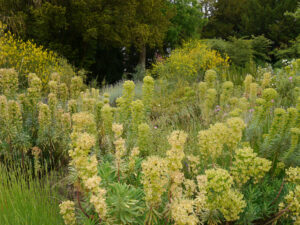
[154,126,158,129]
[289,76,293,82]
[214,105,221,112]
[249,108,254,113]
[271,99,274,103]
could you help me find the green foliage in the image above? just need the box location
[0,163,64,225]
[106,183,145,225]
[166,0,207,48]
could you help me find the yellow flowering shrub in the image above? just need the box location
[59,200,76,225]
[0,23,75,88]
[152,40,229,82]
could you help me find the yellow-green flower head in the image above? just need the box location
[123,80,135,100]
[138,123,151,156]
[226,117,246,149]
[58,83,69,103]
[72,112,96,134]
[231,147,271,185]
[112,123,123,138]
[238,97,249,111]
[210,122,229,145]
[76,132,96,152]
[261,72,272,89]
[219,189,246,221]
[0,68,18,96]
[48,80,58,94]
[70,76,83,99]
[48,93,57,112]
[205,168,233,194]
[131,100,145,132]
[89,191,107,219]
[50,72,60,82]
[220,81,234,106]
[166,131,187,177]
[143,75,154,86]
[142,75,154,113]
[228,96,238,106]
[168,130,188,150]
[28,73,42,90]
[67,99,77,114]
[205,88,217,105]
[0,95,8,122]
[279,185,300,224]
[229,108,243,117]
[101,104,113,135]
[204,69,217,88]
[103,92,110,104]
[61,112,71,131]
[85,175,101,193]
[142,156,168,207]
[244,74,253,94]
[262,88,278,102]
[38,103,51,129]
[59,200,76,225]
[186,155,200,175]
[222,81,234,93]
[255,98,266,106]
[170,198,198,225]
[82,97,96,113]
[249,82,258,102]
[8,100,22,129]
[184,179,197,198]
[286,167,300,184]
[198,81,207,101]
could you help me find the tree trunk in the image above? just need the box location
[138,45,146,71]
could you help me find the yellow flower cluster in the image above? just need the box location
[131,100,145,134]
[186,154,200,176]
[198,82,207,102]
[152,41,229,81]
[198,118,245,163]
[112,123,126,175]
[166,131,188,198]
[70,76,83,99]
[279,185,300,225]
[72,112,96,134]
[198,123,227,162]
[38,103,51,137]
[0,25,75,88]
[204,168,246,221]
[286,167,300,184]
[69,112,107,220]
[101,104,113,136]
[261,72,272,89]
[249,82,258,104]
[231,147,271,185]
[202,88,217,123]
[138,123,151,156]
[7,100,22,140]
[220,81,234,107]
[244,74,253,96]
[204,69,217,88]
[142,75,154,115]
[170,198,198,225]
[27,73,42,107]
[0,68,18,97]
[129,147,140,171]
[59,200,76,225]
[225,117,246,150]
[117,80,135,123]
[142,156,168,208]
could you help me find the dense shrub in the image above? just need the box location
[0,22,75,88]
